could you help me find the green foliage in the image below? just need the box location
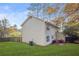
[0,17,21,38]
[8,31,21,37]
[7,25,21,37]
[64,21,79,36]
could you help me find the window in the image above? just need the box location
[46,36,50,42]
[46,27,50,30]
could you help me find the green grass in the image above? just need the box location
[0,42,79,56]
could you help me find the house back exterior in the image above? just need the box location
[21,16,64,46]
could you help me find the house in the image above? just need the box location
[21,16,65,46]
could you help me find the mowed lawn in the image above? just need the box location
[0,42,79,56]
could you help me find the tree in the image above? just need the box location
[64,3,79,17]
[2,18,10,38]
[0,20,3,38]
[64,19,79,37]
[28,3,42,17]
[7,25,21,37]
[0,18,10,38]
[27,3,61,20]
[63,3,79,37]
[0,17,21,38]
[44,6,57,20]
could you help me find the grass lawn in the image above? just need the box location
[0,42,79,56]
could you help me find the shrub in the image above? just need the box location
[52,40,65,44]
[58,40,65,43]
[52,40,56,44]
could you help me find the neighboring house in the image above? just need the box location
[21,16,64,46]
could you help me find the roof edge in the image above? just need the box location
[21,16,59,29]
[21,16,33,26]
[21,16,45,26]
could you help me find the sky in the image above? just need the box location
[0,3,30,29]
[0,3,65,29]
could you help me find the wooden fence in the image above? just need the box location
[0,37,22,42]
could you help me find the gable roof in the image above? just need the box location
[21,16,44,26]
[21,16,59,28]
